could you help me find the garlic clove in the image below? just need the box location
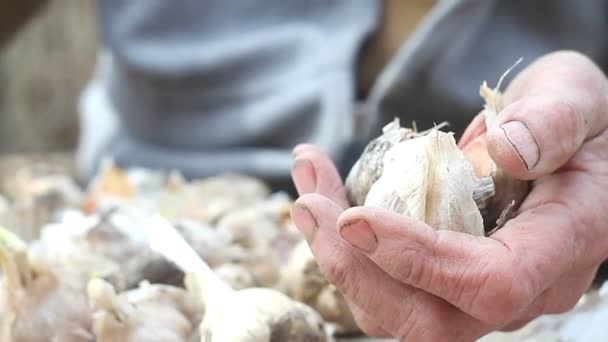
[345,118,415,207]
[365,129,484,236]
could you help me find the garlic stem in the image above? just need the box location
[147,215,234,311]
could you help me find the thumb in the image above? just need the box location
[486,95,584,180]
[485,51,608,180]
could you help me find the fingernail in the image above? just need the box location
[292,144,308,157]
[500,121,540,170]
[292,159,316,193]
[339,220,377,253]
[291,203,318,239]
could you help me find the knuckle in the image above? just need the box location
[355,318,389,338]
[345,302,390,337]
[549,98,584,154]
[393,247,431,287]
[326,257,355,290]
[472,263,534,326]
[396,312,457,342]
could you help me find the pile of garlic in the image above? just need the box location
[0,158,360,341]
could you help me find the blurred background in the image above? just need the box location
[0,0,96,179]
[1,0,96,154]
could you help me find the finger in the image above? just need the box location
[337,206,524,326]
[292,194,489,340]
[486,51,608,180]
[461,133,495,177]
[458,112,487,149]
[338,203,591,327]
[289,198,390,338]
[292,144,349,208]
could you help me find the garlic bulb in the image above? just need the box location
[87,278,199,341]
[345,119,416,206]
[279,241,360,334]
[345,60,531,235]
[364,128,484,236]
[213,263,256,290]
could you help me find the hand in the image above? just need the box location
[290,51,608,341]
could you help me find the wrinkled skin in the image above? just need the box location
[290,51,608,341]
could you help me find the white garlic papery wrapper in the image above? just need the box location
[365,129,484,236]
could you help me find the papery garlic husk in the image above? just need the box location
[364,128,484,236]
[87,278,200,341]
[345,119,416,206]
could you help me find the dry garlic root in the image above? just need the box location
[0,227,93,341]
[346,60,530,234]
[148,215,328,342]
[87,278,200,341]
[279,241,360,335]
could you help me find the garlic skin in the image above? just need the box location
[345,119,415,206]
[365,129,484,236]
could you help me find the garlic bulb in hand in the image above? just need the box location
[345,60,531,235]
[363,127,484,236]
